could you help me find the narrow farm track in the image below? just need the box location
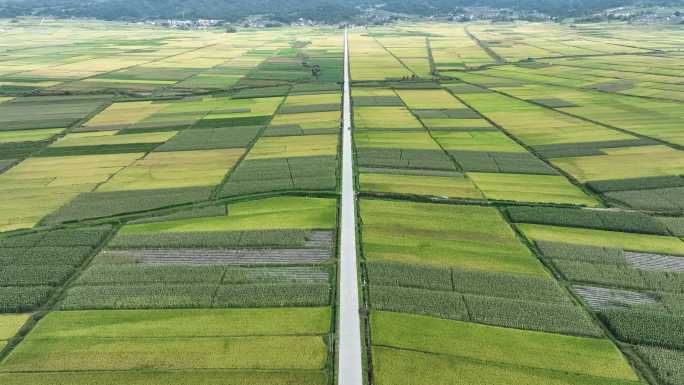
[338,27,363,385]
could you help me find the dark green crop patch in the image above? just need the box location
[41,187,213,225]
[599,309,684,350]
[107,229,307,249]
[450,151,557,174]
[587,175,684,193]
[220,156,337,196]
[357,148,456,171]
[154,126,261,151]
[507,206,669,235]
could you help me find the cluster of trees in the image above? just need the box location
[0,0,357,23]
[0,0,682,22]
[377,0,683,17]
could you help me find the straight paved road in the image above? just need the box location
[337,27,363,385]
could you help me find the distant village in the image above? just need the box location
[141,5,684,31]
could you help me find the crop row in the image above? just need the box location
[554,259,684,293]
[369,285,601,337]
[535,235,684,382]
[356,148,456,171]
[60,283,330,310]
[0,226,112,248]
[534,138,658,158]
[154,126,262,152]
[507,206,669,235]
[220,156,337,196]
[536,240,684,293]
[450,151,557,174]
[41,187,213,226]
[76,264,331,286]
[108,229,311,250]
[0,286,53,312]
[0,226,112,311]
[366,261,569,304]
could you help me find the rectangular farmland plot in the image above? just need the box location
[0,314,29,348]
[41,186,214,225]
[0,128,63,144]
[518,224,684,256]
[28,308,330,338]
[0,153,142,231]
[0,226,112,311]
[395,89,466,109]
[605,187,684,211]
[154,126,261,151]
[0,96,110,131]
[58,283,331,310]
[98,233,333,265]
[354,131,441,150]
[551,145,684,183]
[450,151,558,174]
[421,117,494,130]
[356,148,456,171]
[359,173,483,199]
[220,155,337,195]
[0,335,327,371]
[360,199,544,275]
[0,370,328,385]
[371,311,639,382]
[458,92,634,146]
[48,132,177,148]
[433,131,527,153]
[349,33,413,81]
[372,347,642,385]
[119,196,336,234]
[97,148,245,191]
[506,206,668,235]
[246,134,337,160]
[268,110,340,134]
[353,107,423,130]
[352,88,403,106]
[468,172,599,206]
[37,131,178,156]
[82,101,171,130]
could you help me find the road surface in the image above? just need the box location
[337,27,363,385]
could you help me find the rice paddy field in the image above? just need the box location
[1,16,684,385]
[349,20,684,385]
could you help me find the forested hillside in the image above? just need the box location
[0,0,682,22]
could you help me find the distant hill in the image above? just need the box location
[0,0,683,22]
